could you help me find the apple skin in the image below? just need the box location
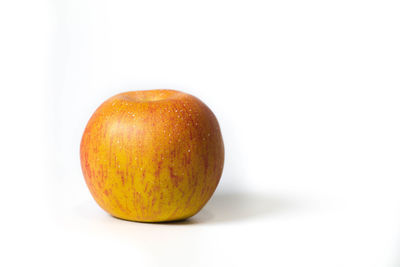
[80,90,224,222]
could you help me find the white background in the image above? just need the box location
[1,0,400,266]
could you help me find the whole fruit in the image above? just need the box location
[80,89,224,222]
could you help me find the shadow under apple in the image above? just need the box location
[167,191,296,225]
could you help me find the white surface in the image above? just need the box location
[1,0,400,266]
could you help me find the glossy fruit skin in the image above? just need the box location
[80,90,224,222]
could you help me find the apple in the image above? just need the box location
[80,89,224,222]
